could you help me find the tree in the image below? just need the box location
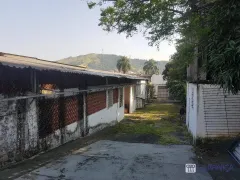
[87,0,213,47]
[88,0,240,94]
[117,56,131,73]
[143,59,159,76]
[162,40,189,104]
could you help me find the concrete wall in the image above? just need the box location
[187,83,240,139]
[136,80,147,109]
[200,84,240,137]
[129,85,136,113]
[87,88,124,134]
[136,98,144,109]
[24,97,39,151]
[136,80,147,99]
[186,83,198,138]
[0,95,18,163]
[0,93,40,164]
[151,75,167,97]
[151,75,167,85]
[0,85,136,166]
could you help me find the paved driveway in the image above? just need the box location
[17,140,212,180]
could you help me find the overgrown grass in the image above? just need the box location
[110,103,191,145]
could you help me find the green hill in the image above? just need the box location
[58,53,168,74]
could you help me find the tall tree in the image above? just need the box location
[117,56,131,73]
[88,0,240,94]
[162,40,188,104]
[143,59,159,76]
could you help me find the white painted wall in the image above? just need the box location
[151,75,167,97]
[187,83,240,139]
[136,80,147,99]
[186,83,198,138]
[136,98,144,109]
[129,85,136,113]
[200,84,240,137]
[151,75,167,85]
[87,87,125,134]
[87,102,124,132]
[197,85,206,137]
[40,121,81,150]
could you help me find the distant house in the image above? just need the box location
[0,52,147,166]
[151,74,170,101]
[186,54,240,140]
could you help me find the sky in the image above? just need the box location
[0,0,176,61]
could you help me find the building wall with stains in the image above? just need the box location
[187,83,240,139]
[87,88,124,134]
[0,91,84,166]
[186,83,198,139]
[129,85,136,114]
[0,85,135,166]
[0,93,40,165]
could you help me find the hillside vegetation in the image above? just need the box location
[58,53,168,74]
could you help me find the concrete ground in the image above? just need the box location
[2,103,238,180]
[16,140,212,180]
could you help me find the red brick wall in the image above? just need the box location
[113,88,118,104]
[87,91,106,115]
[38,95,83,138]
[64,96,79,126]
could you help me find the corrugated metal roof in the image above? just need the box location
[0,52,146,80]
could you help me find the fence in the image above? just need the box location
[0,91,86,168]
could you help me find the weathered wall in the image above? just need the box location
[151,75,167,97]
[186,83,198,138]
[136,80,146,109]
[151,75,167,85]
[0,95,18,164]
[0,93,40,165]
[129,85,136,113]
[136,80,147,99]
[200,84,240,137]
[187,83,240,139]
[136,98,144,109]
[0,91,84,166]
[24,97,38,151]
[0,85,136,166]
[87,91,106,115]
[87,88,124,134]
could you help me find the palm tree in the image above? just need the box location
[117,56,131,74]
[143,59,159,76]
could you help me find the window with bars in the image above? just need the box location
[107,90,113,108]
[119,88,123,107]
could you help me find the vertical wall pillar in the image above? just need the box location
[83,92,88,135]
[59,89,65,144]
[30,69,37,93]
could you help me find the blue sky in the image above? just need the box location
[0,0,176,61]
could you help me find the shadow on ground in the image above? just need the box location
[194,138,240,180]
